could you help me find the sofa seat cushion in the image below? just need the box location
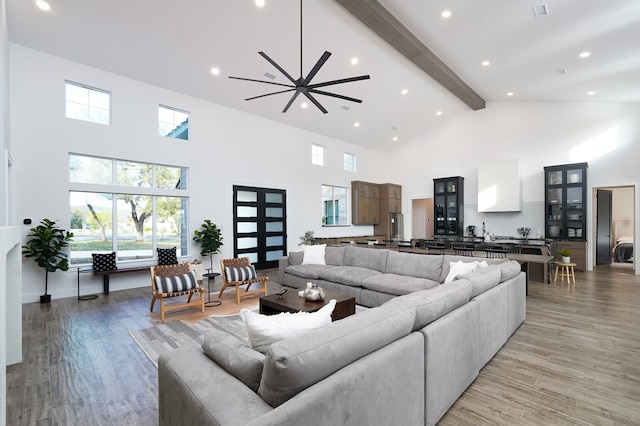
[385,250,443,282]
[318,266,382,287]
[457,266,502,298]
[383,280,472,331]
[362,273,440,296]
[258,302,416,407]
[285,264,337,280]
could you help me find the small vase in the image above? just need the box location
[562,256,570,264]
[304,283,326,302]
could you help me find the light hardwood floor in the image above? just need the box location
[6,266,640,425]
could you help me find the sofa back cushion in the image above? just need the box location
[496,260,522,282]
[325,246,346,266]
[385,250,442,282]
[383,280,472,331]
[457,266,502,298]
[258,302,416,407]
[344,245,388,272]
[201,328,265,393]
[288,251,304,265]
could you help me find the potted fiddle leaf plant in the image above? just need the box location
[193,220,224,272]
[559,248,571,264]
[22,218,74,304]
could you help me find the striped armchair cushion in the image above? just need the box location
[155,271,199,294]
[224,266,257,282]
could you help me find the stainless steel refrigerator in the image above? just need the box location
[389,212,404,241]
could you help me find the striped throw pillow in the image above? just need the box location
[155,271,199,294]
[225,266,257,282]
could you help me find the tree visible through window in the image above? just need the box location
[69,154,188,264]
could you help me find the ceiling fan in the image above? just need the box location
[229,0,370,114]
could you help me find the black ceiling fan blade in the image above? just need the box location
[309,89,363,104]
[309,75,371,90]
[244,88,296,101]
[229,76,294,89]
[302,51,332,85]
[282,91,302,113]
[302,91,328,114]
[259,51,298,84]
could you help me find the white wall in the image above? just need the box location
[1,0,10,227]
[9,44,387,302]
[389,101,640,273]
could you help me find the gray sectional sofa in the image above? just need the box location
[158,245,526,426]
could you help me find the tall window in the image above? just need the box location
[322,185,347,226]
[312,144,326,166]
[159,105,190,140]
[344,152,356,172]
[65,81,111,125]
[69,154,188,265]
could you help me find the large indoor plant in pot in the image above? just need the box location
[193,220,224,273]
[22,218,74,303]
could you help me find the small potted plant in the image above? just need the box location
[559,248,571,264]
[193,220,224,272]
[22,218,74,304]
[299,230,316,246]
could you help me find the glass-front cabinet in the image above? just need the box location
[544,162,588,241]
[434,176,464,237]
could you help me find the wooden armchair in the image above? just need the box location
[150,263,205,322]
[219,257,268,304]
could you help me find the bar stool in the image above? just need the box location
[554,262,576,284]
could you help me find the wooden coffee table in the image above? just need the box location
[259,288,356,321]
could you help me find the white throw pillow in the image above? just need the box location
[241,299,336,353]
[302,244,326,265]
[444,261,479,284]
[474,260,489,271]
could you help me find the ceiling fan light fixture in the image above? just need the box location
[228,0,370,114]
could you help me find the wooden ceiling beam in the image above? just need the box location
[334,0,485,110]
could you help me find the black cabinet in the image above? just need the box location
[434,176,464,237]
[544,162,588,241]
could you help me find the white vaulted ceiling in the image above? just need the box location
[6,0,640,152]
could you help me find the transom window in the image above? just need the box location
[322,185,347,226]
[159,105,190,140]
[312,144,326,166]
[65,81,111,125]
[344,153,356,172]
[69,154,188,265]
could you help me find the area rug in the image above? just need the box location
[131,312,251,367]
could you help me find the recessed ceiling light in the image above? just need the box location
[393,136,399,142]
[586,91,595,96]
[401,89,408,95]
[351,57,359,65]
[301,102,308,108]
[481,60,490,66]
[35,0,50,11]
[255,0,265,7]
[210,67,220,76]
[441,10,451,18]
[532,4,549,17]
[436,111,442,116]
[507,92,514,96]
[579,51,591,58]
[354,122,360,127]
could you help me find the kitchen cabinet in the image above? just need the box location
[351,181,380,225]
[434,176,464,237]
[544,162,588,242]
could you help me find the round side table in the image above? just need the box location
[202,272,222,307]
